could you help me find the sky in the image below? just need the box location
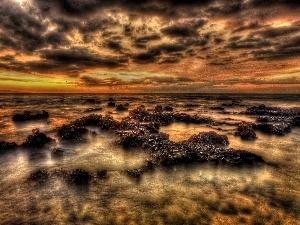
[0,0,299,93]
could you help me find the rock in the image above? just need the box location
[108,101,116,107]
[184,104,199,107]
[22,129,53,148]
[245,105,300,116]
[154,105,163,112]
[97,170,108,178]
[51,147,65,156]
[253,123,291,135]
[84,107,102,113]
[57,124,88,140]
[0,141,17,152]
[28,169,50,183]
[83,99,100,104]
[210,106,225,110]
[116,104,128,111]
[108,97,115,102]
[188,131,229,147]
[67,169,90,184]
[164,106,173,111]
[235,122,256,140]
[12,110,49,121]
[292,116,300,126]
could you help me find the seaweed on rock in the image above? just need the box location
[235,122,257,140]
[12,110,49,121]
[22,129,53,148]
[0,141,17,152]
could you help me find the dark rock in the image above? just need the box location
[116,104,128,111]
[28,169,50,183]
[0,141,17,152]
[164,106,173,111]
[108,97,115,102]
[67,169,90,184]
[51,147,65,156]
[108,101,116,107]
[245,104,300,116]
[154,105,163,112]
[235,122,256,140]
[292,116,300,126]
[253,123,291,135]
[84,107,102,113]
[210,106,225,110]
[188,131,229,147]
[97,170,108,178]
[83,99,100,104]
[12,110,49,121]
[184,104,199,107]
[22,129,53,148]
[57,124,88,140]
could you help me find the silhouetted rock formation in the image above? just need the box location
[12,110,49,121]
[22,129,53,148]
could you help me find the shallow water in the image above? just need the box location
[0,93,299,224]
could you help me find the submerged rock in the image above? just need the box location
[28,169,50,183]
[12,110,49,121]
[57,124,89,140]
[235,122,256,140]
[188,131,229,147]
[83,99,100,104]
[84,107,102,113]
[116,104,128,111]
[164,106,173,111]
[253,123,291,135]
[245,104,300,116]
[22,129,53,148]
[67,169,91,184]
[51,147,65,156]
[0,141,17,152]
[97,170,108,178]
[108,101,116,107]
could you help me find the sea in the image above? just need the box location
[0,93,299,225]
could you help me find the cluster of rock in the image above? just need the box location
[117,129,264,170]
[245,104,299,116]
[235,122,257,140]
[12,110,49,121]
[242,104,300,136]
[28,168,108,185]
[83,98,100,104]
[21,129,53,148]
[0,141,17,152]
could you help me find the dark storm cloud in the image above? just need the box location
[80,75,195,86]
[227,36,271,49]
[132,43,187,63]
[134,34,161,44]
[40,47,128,68]
[207,2,245,16]
[80,17,117,33]
[161,19,207,37]
[0,1,47,52]
[233,21,263,33]
[249,0,300,7]
[254,26,300,38]
[252,35,300,60]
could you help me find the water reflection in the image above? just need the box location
[0,94,299,224]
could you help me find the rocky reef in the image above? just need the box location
[0,141,17,152]
[22,129,53,148]
[12,110,49,121]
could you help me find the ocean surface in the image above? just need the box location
[0,93,299,224]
